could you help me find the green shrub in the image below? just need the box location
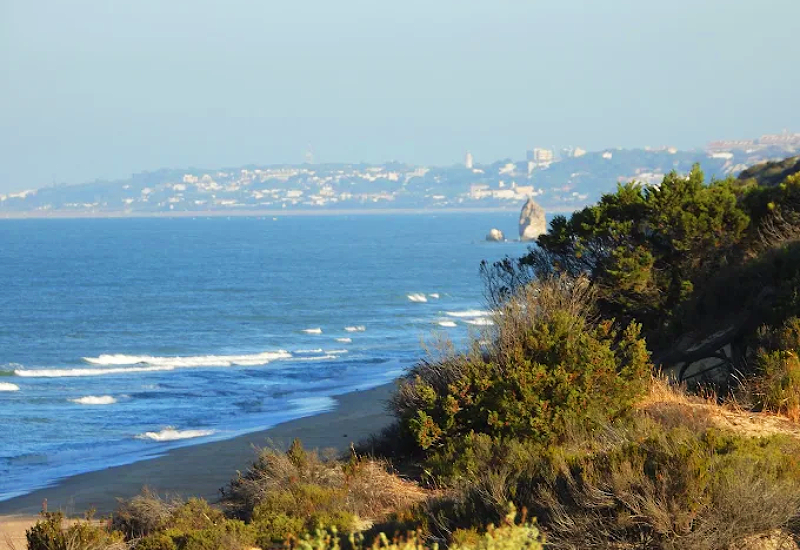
[167,498,226,532]
[251,511,305,547]
[743,317,800,420]
[165,520,255,550]
[425,418,800,550]
[135,533,177,550]
[291,509,542,549]
[26,511,125,550]
[391,278,651,465]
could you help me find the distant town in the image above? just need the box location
[2,131,799,217]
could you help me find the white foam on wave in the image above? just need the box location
[15,365,175,378]
[0,382,20,391]
[324,349,349,355]
[429,293,440,299]
[465,318,495,326]
[295,348,324,354]
[407,293,428,303]
[302,328,323,334]
[136,427,216,442]
[445,310,491,318]
[82,350,292,369]
[437,321,458,328]
[344,325,366,332]
[335,337,352,343]
[70,395,117,405]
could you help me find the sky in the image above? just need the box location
[1,0,799,193]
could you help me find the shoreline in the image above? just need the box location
[0,205,578,220]
[0,383,395,517]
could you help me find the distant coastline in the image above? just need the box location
[0,206,575,220]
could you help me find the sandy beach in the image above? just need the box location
[0,382,395,540]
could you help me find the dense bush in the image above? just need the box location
[26,512,125,550]
[391,278,651,464]
[419,417,800,550]
[292,509,542,550]
[482,167,750,336]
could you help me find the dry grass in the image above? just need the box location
[221,439,431,525]
[344,458,431,522]
[638,376,800,440]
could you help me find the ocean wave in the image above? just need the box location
[324,349,348,355]
[437,321,458,328]
[465,318,495,326]
[0,382,20,391]
[289,396,337,414]
[15,365,175,378]
[70,395,117,405]
[135,427,216,442]
[344,325,366,332]
[429,293,440,299]
[295,348,323,354]
[287,354,338,362]
[445,310,491,318]
[407,293,428,303]
[82,350,292,368]
[335,337,352,343]
[302,328,323,334]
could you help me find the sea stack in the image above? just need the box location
[519,198,547,241]
[485,228,505,242]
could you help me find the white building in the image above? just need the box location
[465,152,474,170]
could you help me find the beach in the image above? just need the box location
[0,382,394,542]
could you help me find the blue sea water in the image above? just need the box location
[0,213,530,501]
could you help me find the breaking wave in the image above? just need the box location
[70,395,117,405]
[437,320,458,328]
[136,427,216,442]
[407,293,428,303]
[428,293,440,299]
[302,328,323,334]
[15,366,175,378]
[0,382,20,391]
[335,337,352,343]
[83,350,292,368]
[445,310,491,318]
[344,326,366,332]
[465,318,495,326]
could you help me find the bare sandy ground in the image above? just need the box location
[0,383,395,537]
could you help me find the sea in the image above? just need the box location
[0,212,531,501]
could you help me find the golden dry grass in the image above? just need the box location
[638,376,800,440]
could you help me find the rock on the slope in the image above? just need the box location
[519,198,547,241]
[486,228,505,242]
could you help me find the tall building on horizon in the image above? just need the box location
[527,148,554,166]
[465,151,474,169]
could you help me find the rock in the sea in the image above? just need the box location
[519,198,547,241]
[486,228,505,242]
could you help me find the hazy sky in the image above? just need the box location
[1,0,799,193]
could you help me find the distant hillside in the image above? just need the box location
[738,156,800,187]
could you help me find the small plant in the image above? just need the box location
[112,487,177,539]
[26,511,125,550]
